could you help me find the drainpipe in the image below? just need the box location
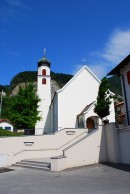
[120,74,129,125]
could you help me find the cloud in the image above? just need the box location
[71,62,107,80]
[87,63,108,80]
[86,28,130,79]
[101,29,130,65]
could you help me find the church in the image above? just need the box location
[35,54,115,135]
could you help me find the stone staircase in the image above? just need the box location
[13,159,51,171]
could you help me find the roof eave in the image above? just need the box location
[107,54,130,76]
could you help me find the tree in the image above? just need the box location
[94,77,112,122]
[8,83,41,129]
[1,96,10,118]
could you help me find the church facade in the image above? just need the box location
[35,55,115,135]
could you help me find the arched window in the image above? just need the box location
[42,78,46,85]
[127,70,130,85]
[42,69,46,76]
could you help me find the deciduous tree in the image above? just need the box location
[8,83,41,129]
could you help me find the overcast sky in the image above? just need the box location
[1,0,130,85]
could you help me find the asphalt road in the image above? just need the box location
[0,164,130,194]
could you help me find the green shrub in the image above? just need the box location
[0,128,24,136]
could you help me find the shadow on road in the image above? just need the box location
[101,162,130,172]
[0,168,14,173]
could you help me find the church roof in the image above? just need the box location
[77,101,95,116]
[50,65,100,107]
[57,65,101,93]
[107,54,130,75]
[38,57,51,68]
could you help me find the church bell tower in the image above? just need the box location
[35,50,51,135]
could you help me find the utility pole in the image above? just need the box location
[0,90,3,118]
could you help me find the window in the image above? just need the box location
[127,70,130,85]
[42,69,46,76]
[42,78,46,85]
[5,127,11,130]
[79,118,84,128]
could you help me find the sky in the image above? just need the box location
[1,0,130,85]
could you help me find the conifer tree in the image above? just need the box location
[94,77,111,122]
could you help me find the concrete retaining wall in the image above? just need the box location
[0,128,87,167]
[119,126,130,164]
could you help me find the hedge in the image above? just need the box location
[0,128,24,136]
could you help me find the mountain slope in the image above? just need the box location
[1,71,122,96]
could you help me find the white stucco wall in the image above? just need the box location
[35,65,51,135]
[57,66,100,129]
[0,128,87,167]
[105,123,120,163]
[119,126,130,164]
[107,99,115,122]
[56,66,115,130]
[0,122,13,132]
[64,126,107,168]
[84,105,100,127]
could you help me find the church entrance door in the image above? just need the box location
[86,118,95,129]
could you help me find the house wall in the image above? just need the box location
[120,63,130,123]
[57,67,100,129]
[115,103,125,115]
[0,122,13,132]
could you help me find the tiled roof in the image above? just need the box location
[0,119,12,124]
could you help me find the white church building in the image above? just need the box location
[35,55,115,135]
[1,55,130,171]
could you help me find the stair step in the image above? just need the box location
[13,159,51,171]
[17,161,51,168]
[13,163,50,171]
[21,160,50,165]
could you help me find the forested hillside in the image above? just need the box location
[10,71,73,90]
[108,75,122,96]
[1,71,122,95]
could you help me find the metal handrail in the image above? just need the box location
[13,130,87,156]
[62,129,99,157]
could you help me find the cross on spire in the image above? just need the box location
[82,58,86,65]
[43,48,46,57]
